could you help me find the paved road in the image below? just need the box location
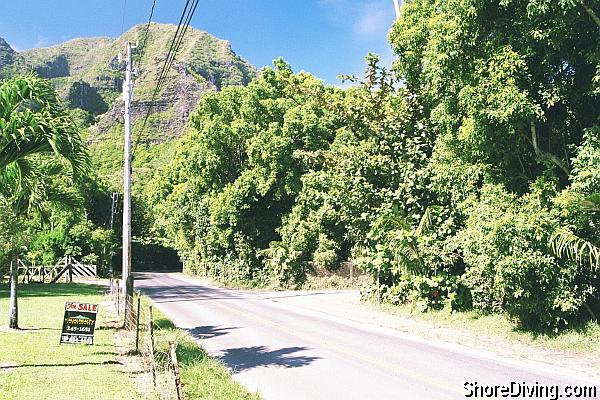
[137,272,598,400]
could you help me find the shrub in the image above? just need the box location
[457,184,597,329]
[364,273,471,313]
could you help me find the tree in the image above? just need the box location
[0,75,89,329]
[383,0,600,328]
[148,60,345,284]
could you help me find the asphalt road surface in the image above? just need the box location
[136,272,598,400]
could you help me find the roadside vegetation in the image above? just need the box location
[0,283,140,400]
[1,0,599,384]
[135,297,259,400]
[147,0,599,337]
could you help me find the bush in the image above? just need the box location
[457,184,597,329]
[496,250,594,329]
[363,273,471,313]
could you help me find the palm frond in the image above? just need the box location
[550,228,600,269]
[371,205,443,277]
[578,193,600,212]
[0,75,89,220]
[370,205,410,235]
[416,205,442,236]
[0,75,90,178]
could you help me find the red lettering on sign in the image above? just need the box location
[65,302,98,313]
[75,303,98,312]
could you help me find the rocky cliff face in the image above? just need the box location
[0,23,258,145]
[0,37,16,67]
[0,37,24,79]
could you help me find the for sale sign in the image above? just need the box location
[60,302,98,345]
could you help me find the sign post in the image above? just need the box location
[60,302,98,345]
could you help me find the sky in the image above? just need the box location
[0,0,398,85]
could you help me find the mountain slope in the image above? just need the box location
[0,23,259,185]
[0,37,25,80]
[18,23,257,142]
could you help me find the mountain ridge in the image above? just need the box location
[0,23,258,143]
[0,23,259,185]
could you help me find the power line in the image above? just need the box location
[136,0,158,72]
[156,0,199,90]
[116,0,157,176]
[153,0,193,91]
[132,0,200,160]
[133,0,194,157]
[121,0,128,34]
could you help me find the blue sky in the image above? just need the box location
[0,0,398,85]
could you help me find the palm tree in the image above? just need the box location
[0,75,89,329]
[370,205,441,277]
[548,193,599,321]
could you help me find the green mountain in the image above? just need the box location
[0,23,258,185]
[0,37,25,80]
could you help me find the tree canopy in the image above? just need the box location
[147,0,599,330]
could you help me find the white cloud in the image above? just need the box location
[34,37,50,48]
[318,0,396,41]
[354,4,392,39]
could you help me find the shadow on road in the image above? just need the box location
[219,346,320,372]
[138,282,249,303]
[188,325,240,339]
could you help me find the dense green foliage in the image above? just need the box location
[149,60,345,283]
[0,75,115,274]
[149,0,599,331]
[383,0,600,329]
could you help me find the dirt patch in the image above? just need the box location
[102,297,155,398]
[0,362,19,374]
[114,329,155,397]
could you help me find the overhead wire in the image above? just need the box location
[131,0,200,160]
[157,0,199,88]
[152,0,192,93]
[116,0,156,174]
[136,0,158,72]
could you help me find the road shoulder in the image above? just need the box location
[171,272,600,381]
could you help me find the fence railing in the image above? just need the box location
[5,256,97,284]
[310,260,365,279]
[108,282,184,399]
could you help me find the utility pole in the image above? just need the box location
[107,192,118,278]
[122,42,134,323]
[393,0,401,19]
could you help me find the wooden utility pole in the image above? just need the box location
[108,192,117,278]
[122,42,134,321]
[393,0,401,19]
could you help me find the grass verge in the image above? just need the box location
[139,297,259,400]
[371,302,600,355]
[0,282,141,400]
